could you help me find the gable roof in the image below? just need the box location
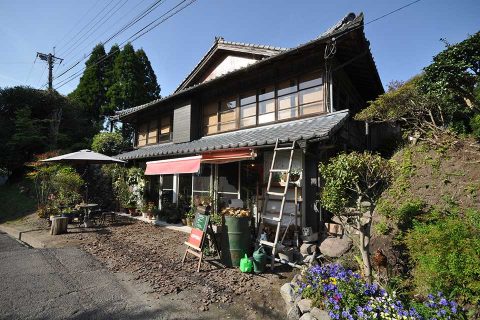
[174,38,288,92]
[114,12,383,121]
[116,110,349,160]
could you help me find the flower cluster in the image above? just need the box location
[296,264,463,320]
[415,292,461,320]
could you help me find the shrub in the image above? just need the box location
[91,132,127,156]
[405,210,480,309]
[51,167,84,208]
[470,114,480,140]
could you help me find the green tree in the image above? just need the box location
[8,107,46,166]
[104,43,160,142]
[319,152,394,282]
[135,48,160,102]
[355,77,447,141]
[69,44,107,130]
[91,132,127,155]
[0,86,94,176]
[421,32,480,112]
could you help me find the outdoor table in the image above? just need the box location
[78,203,98,227]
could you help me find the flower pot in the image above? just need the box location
[186,218,193,227]
[181,218,187,225]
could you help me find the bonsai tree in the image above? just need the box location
[319,152,394,283]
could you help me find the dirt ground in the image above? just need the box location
[6,215,294,319]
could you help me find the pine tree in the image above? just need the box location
[136,48,161,102]
[69,44,107,129]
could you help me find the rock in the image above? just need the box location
[287,304,301,320]
[297,298,312,313]
[319,237,352,258]
[280,283,296,305]
[291,273,302,285]
[310,307,331,320]
[300,243,317,255]
[299,313,314,320]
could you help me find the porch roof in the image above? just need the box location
[116,110,348,161]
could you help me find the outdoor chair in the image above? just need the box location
[100,211,116,225]
[89,209,104,226]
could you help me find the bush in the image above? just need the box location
[51,167,84,208]
[91,132,127,156]
[470,114,480,140]
[405,210,480,309]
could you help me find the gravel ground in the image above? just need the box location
[59,218,293,319]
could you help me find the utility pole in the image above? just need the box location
[36,50,63,90]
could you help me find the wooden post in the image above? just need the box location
[50,217,68,235]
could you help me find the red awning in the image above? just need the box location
[145,156,201,175]
[201,149,256,164]
[144,149,256,175]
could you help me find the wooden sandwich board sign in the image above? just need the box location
[182,213,210,272]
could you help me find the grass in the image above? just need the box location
[0,180,36,223]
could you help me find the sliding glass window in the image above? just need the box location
[240,90,257,128]
[258,85,275,124]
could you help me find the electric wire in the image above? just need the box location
[24,56,37,84]
[57,0,151,74]
[53,0,166,82]
[333,0,422,42]
[53,1,100,50]
[54,0,196,90]
[56,0,116,57]
[59,0,129,59]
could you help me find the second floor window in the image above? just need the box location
[137,114,172,147]
[202,70,325,135]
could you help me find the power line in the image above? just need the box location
[55,0,197,90]
[24,56,37,84]
[58,0,129,59]
[56,0,116,56]
[334,0,422,41]
[53,1,100,50]
[54,0,166,82]
[56,0,151,75]
[37,65,47,88]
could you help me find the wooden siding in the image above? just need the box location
[173,104,192,143]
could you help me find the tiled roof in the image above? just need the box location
[113,13,368,120]
[174,38,288,92]
[116,110,349,161]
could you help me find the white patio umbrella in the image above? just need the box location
[41,149,126,226]
[40,149,126,164]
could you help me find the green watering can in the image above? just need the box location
[239,254,253,273]
[252,246,267,273]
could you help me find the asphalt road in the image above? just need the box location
[0,232,165,320]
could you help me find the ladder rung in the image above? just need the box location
[260,240,276,247]
[262,216,281,222]
[267,191,285,197]
[275,147,294,151]
[270,169,289,173]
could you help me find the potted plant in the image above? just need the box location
[272,172,281,184]
[185,206,195,226]
[141,203,149,218]
[146,202,156,220]
[281,168,302,183]
[127,200,137,216]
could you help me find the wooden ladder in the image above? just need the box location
[257,138,296,271]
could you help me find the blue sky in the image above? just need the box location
[0,0,478,96]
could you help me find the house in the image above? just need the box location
[114,12,384,237]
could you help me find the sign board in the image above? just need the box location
[187,228,204,249]
[182,213,212,272]
[193,213,209,232]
